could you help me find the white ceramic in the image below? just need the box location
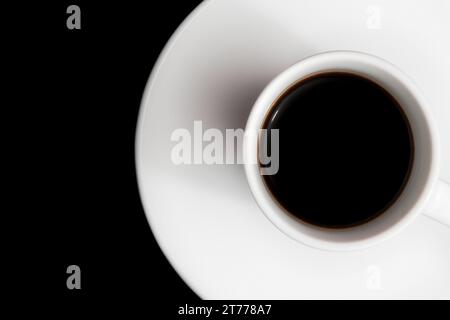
[244,51,450,251]
[136,0,450,299]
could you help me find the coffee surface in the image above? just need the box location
[262,72,414,228]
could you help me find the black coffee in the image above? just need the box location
[261,72,414,229]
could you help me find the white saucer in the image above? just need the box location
[136,0,450,299]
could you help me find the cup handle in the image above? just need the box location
[423,180,450,227]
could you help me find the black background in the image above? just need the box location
[13,0,202,306]
[56,0,203,300]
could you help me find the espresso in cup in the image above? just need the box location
[260,72,414,229]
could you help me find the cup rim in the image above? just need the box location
[243,50,440,251]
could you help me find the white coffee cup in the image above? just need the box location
[244,51,450,251]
